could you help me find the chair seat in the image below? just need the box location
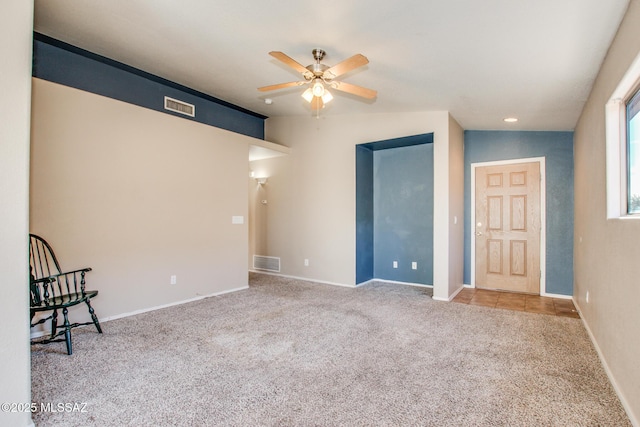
[30,290,99,312]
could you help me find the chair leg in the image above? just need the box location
[51,309,58,338]
[62,307,72,355]
[85,298,102,334]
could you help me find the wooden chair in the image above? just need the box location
[29,234,102,355]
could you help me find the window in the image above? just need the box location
[627,89,640,214]
[605,50,640,219]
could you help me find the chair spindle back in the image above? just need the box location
[29,234,88,307]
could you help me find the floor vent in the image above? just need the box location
[253,255,281,272]
[164,96,195,117]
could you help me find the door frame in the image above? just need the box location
[470,157,548,295]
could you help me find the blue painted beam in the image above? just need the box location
[33,33,265,140]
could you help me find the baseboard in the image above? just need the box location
[541,291,572,299]
[30,285,249,339]
[250,270,356,288]
[100,286,249,323]
[464,283,572,299]
[573,300,639,427]
[432,284,465,302]
[251,272,435,290]
[365,278,433,288]
[450,285,465,300]
[355,278,376,287]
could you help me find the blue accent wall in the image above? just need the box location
[374,144,434,284]
[33,33,265,140]
[464,131,574,295]
[356,133,434,285]
[356,146,374,284]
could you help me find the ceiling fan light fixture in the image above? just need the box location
[261,49,377,110]
[321,90,333,104]
[312,80,325,97]
[301,88,314,103]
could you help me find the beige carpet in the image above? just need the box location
[31,273,630,426]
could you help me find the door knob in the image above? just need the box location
[476,231,483,236]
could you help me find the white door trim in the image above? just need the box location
[470,157,547,295]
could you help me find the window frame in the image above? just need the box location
[605,50,640,219]
[626,88,640,214]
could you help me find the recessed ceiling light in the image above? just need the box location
[503,117,518,123]
[264,98,273,105]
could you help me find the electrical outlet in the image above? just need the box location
[393,261,398,269]
[170,275,177,285]
[411,262,417,270]
[304,259,309,267]
[586,291,589,303]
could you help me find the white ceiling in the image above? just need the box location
[34,0,630,131]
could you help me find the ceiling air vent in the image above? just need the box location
[164,96,195,117]
[253,255,281,272]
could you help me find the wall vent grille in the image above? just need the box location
[253,255,280,272]
[164,96,195,117]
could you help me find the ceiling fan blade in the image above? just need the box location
[258,81,306,92]
[311,97,324,111]
[331,81,377,99]
[324,54,369,79]
[269,51,312,77]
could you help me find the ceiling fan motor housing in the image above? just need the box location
[312,48,326,61]
[307,63,329,78]
[307,49,329,78]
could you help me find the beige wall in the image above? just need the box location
[30,79,251,323]
[260,111,464,296]
[248,175,268,266]
[447,115,465,297]
[574,0,640,423]
[432,113,466,300]
[0,1,33,426]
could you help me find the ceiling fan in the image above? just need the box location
[258,49,377,110]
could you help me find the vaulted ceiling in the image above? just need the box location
[34,0,630,130]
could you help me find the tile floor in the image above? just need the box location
[453,287,580,318]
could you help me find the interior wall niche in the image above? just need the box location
[356,133,434,285]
